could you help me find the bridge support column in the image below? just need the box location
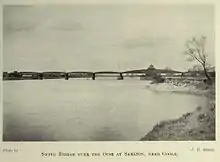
[118,73,123,80]
[92,73,96,80]
[39,73,43,80]
[65,73,69,80]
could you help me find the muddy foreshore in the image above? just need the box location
[141,82,215,141]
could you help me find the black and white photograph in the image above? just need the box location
[2,4,215,141]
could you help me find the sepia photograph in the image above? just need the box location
[2,4,215,141]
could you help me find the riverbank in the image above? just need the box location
[145,80,215,97]
[141,81,215,141]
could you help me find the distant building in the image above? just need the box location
[147,64,155,70]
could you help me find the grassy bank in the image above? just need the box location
[141,83,215,141]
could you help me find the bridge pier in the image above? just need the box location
[65,73,69,80]
[118,73,124,80]
[39,73,43,80]
[92,73,95,80]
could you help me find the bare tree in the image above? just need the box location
[184,36,212,82]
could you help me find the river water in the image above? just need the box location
[3,79,207,141]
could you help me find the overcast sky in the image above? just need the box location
[3,5,214,72]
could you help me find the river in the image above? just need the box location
[3,79,207,141]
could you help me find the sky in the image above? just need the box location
[3,5,214,72]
